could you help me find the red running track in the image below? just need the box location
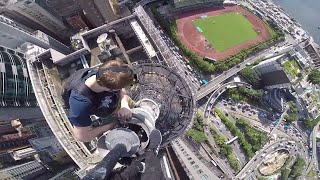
[175,5,271,60]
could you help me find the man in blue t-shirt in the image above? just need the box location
[68,60,135,142]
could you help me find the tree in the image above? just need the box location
[215,108,254,157]
[281,169,290,180]
[308,69,320,84]
[288,157,305,179]
[186,129,207,143]
[240,67,261,87]
[285,102,298,124]
[303,117,320,129]
[210,127,240,172]
[186,112,207,143]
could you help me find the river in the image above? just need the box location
[273,0,320,44]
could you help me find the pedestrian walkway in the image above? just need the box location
[171,139,220,180]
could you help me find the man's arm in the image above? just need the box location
[120,88,130,108]
[73,121,117,142]
[116,89,132,121]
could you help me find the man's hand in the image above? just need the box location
[116,107,132,121]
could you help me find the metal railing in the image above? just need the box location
[30,59,93,169]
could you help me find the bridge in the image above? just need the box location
[225,136,238,145]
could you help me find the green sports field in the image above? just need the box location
[192,12,258,52]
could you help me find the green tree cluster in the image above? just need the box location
[279,156,294,179]
[281,169,290,180]
[240,67,261,87]
[209,126,240,172]
[236,118,268,152]
[227,88,245,102]
[238,86,263,101]
[288,157,306,179]
[151,5,284,74]
[215,108,254,157]
[303,116,320,129]
[186,113,207,143]
[285,102,298,124]
[227,86,263,102]
[308,69,320,85]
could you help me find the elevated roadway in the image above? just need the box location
[305,121,320,174]
[203,81,252,118]
[196,45,295,101]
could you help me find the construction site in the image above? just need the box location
[258,150,289,176]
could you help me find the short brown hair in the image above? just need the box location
[96,60,134,89]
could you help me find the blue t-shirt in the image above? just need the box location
[68,83,120,127]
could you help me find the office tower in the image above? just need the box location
[0,46,36,107]
[43,0,92,31]
[0,15,72,55]
[78,0,119,27]
[11,118,70,163]
[41,0,82,18]
[0,45,44,121]
[0,0,69,39]
[253,56,292,89]
[66,13,90,31]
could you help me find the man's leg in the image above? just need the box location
[141,129,165,180]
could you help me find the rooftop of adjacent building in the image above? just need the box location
[29,136,64,156]
[261,70,291,87]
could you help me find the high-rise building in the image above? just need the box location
[253,55,292,89]
[11,118,70,163]
[66,13,90,31]
[0,15,72,55]
[38,0,93,31]
[0,120,16,135]
[0,45,44,121]
[78,0,119,27]
[0,160,54,179]
[0,132,35,152]
[0,0,69,39]
[0,46,37,107]
[40,0,82,18]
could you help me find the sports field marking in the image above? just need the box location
[192,12,258,52]
[196,26,203,33]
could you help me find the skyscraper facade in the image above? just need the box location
[0,46,36,107]
[0,15,72,55]
[1,0,68,39]
[78,0,118,27]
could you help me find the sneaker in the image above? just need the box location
[146,129,162,155]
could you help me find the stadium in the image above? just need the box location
[169,1,271,60]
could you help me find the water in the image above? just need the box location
[273,0,320,44]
